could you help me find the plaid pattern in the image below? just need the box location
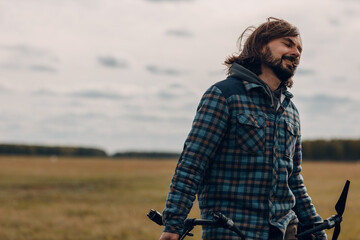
[163,73,326,239]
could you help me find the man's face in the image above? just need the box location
[260,36,302,82]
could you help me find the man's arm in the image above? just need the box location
[162,85,230,235]
[159,232,179,240]
[289,134,327,239]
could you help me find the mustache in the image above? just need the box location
[282,55,300,66]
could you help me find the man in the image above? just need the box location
[160,18,327,240]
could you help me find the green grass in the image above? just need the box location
[0,156,359,240]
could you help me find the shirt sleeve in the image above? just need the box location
[162,85,230,235]
[289,133,327,239]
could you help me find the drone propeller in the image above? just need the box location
[332,224,340,240]
[335,180,350,217]
[332,180,350,240]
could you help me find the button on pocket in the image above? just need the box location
[236,114,266,154]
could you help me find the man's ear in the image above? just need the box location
[260,44,267,55]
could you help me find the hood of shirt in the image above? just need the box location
[229,63,285,110]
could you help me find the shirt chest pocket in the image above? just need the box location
[278,119,300,158]
[236,114,266,154]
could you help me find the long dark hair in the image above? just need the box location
[224,17,300,88]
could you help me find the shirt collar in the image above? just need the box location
[242,80,294,99]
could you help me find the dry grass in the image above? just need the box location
[0,156,358,240]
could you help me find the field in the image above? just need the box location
[0,156,359,240]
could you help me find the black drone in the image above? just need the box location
[148,180,350,240]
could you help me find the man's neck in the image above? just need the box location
[258,65,281,91]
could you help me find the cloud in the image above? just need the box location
[157,83,195,99]
[328,18,340,26]
[97,56,128,69]
[41,112,110,126]
[297,94,359,115]
[331,76,347,82]
[304,94,351,103]
[0,45,58,60]
[166,29,193,37]
[31,89,59,96]
[343,8,358,17]
[298,94,351,104]
[0,44,59,72]
[296,68,316,75]
[29,65,57,73]
[0,84,12,94]
[297,94,360,139]
[124,112,192,124]
[146,65,187,75]
[125,113,164,122]
[70,90,130,100]
[208,69,227,76]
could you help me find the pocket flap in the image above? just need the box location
[237,114,266,128]
[285,119,299,135]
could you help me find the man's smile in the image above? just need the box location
[282,56,299,70]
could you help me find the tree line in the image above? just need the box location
[112,151,180,159]
[0,139,359,161]
[0,144,107,157]
[302,139,360,161]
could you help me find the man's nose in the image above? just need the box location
[291,48,301,59]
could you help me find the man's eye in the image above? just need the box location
[283,42,290,47]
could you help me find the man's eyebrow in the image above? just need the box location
[284,37,302,53]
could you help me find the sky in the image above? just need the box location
[0,0,359,154]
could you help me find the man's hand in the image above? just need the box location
[159,232,179,240]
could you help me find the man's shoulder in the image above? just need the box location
[213,76,247,99]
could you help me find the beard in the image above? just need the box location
[261,46,299,84]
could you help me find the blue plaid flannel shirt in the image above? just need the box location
[163,67,326,240]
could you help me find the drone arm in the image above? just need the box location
[296,215,342,239]
[296,220,330,238]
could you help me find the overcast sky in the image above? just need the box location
[0,0,359,154]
